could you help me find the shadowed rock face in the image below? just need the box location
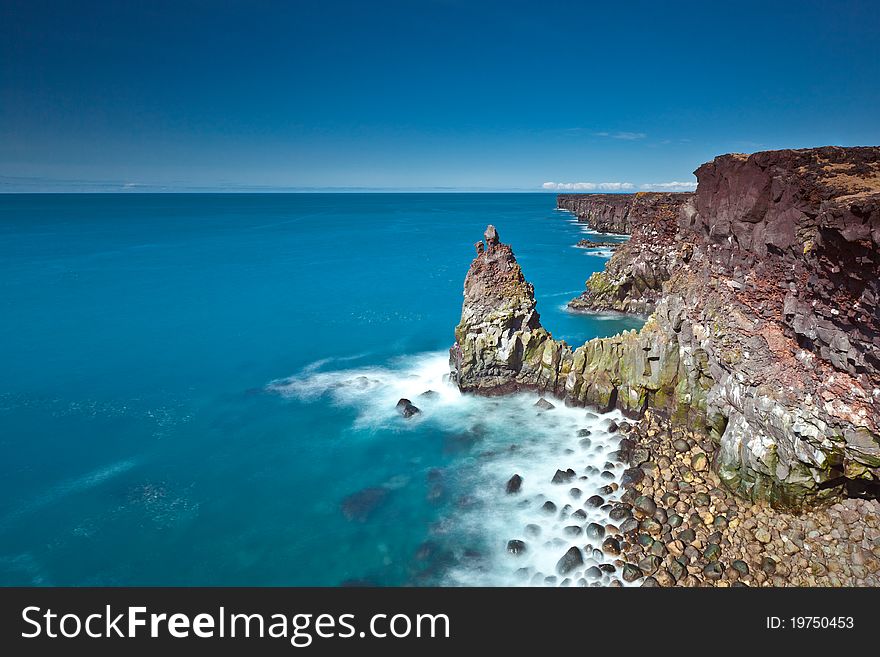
[452,147,880,509]
[567,193,693,315]
[558,192,693,235]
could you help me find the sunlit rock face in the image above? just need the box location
[452,147,880,509]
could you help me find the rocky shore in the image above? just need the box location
[567,192,691,314]
[448,146,880,585]
[613,410,880,586]
[451,146,879,511]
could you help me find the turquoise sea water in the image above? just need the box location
[0,193,642,586]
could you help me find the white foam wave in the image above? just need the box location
[271,352,632,586]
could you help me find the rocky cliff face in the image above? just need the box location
[568,193,692,314]
[558,192,693,235]
[452,147,880,509]
[557,193,637,233]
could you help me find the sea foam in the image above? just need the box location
[270,352,631,586]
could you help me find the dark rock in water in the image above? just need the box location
[551,468,576,484]
[609,504,631,521]
[543,576,558,585]
[641,577,660,587]
[602,536,621,555]
[598,485,614,495]
[585,523,605,540]
[576,238,622,250]
[443,431,479,455]
[505,474,523,494]
[579,437,592,449]
[599,563,616,574]
[585,494,604,508]
[418,390,440,400]
[559,504,573,516]
[620,467,644,487]
[585,411,599,420]
[341,487,389,522]
[564,525,583,537]
[569,487,582,499]
[584,566,602,580]
[571,508,587,521]
[600,470,615,481]
[605,421,619,433]
[395,398,421,418]
[541,501,557,514]
[577,428,592,437]
[506,540,527,555]
[621,563,643,582]
[514,567,530,580]
[525,523,541,537]
[535,397,555,410]
[556,546,584,575]
[426,483,445,503]
[414,540,443,562]
[456,495,480,509]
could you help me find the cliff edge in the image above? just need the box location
[451,146,880,509]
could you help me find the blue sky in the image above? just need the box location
[1,0,878,192]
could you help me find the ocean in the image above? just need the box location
[0,193,643,586]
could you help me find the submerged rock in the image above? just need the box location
[340,487,389,522]
[505,474,523,494]
[395,398,421,418]
[556,546,584,575]
[551,468,576,484]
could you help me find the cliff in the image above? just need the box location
[451,146,880,509]
[557,191,693,235]
[568,193,692,314]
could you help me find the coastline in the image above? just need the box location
[447,145,880,586]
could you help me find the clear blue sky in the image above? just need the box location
[1,0,878,192]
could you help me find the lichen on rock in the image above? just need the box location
[451,146,880,510]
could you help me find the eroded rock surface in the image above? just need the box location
[568,193,692,314]
[452,147,880,509]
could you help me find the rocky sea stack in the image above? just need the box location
[451,146,880,510]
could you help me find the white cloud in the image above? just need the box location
[593,131,647,140]
[640,181,697,191]
[542,181,634,191]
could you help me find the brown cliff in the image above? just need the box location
[452,146,880,508]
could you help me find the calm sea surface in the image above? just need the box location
[0,193,641,585]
